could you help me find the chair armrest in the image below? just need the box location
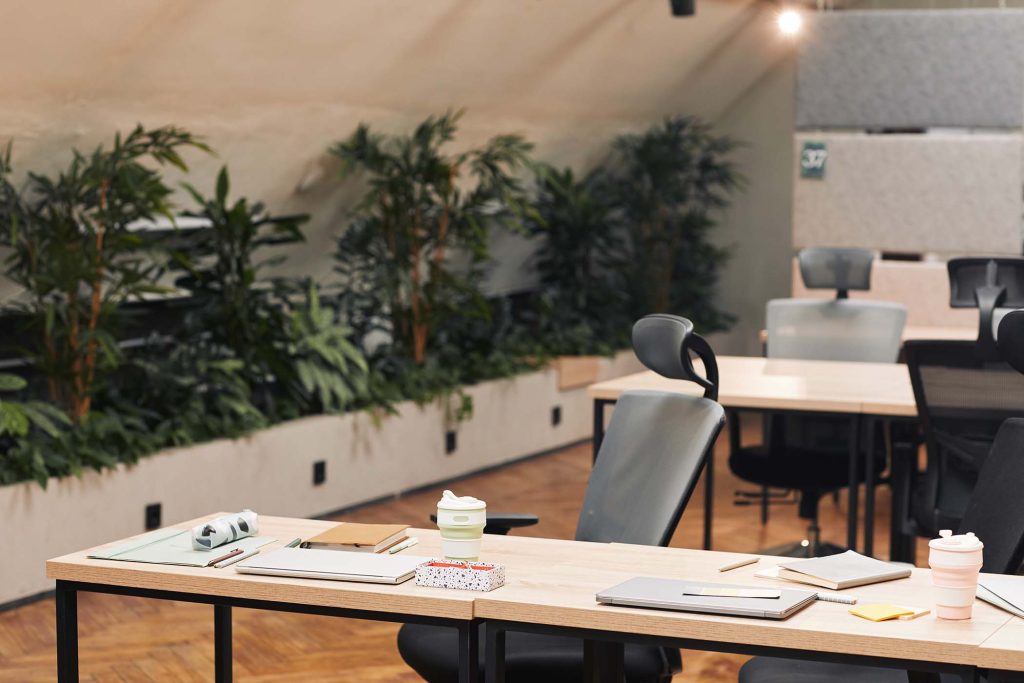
[428,512,540,535]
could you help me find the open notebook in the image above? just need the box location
[89,528,273,567]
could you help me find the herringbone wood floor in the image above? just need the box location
[0,417,926,682]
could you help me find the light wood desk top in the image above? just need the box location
[473,538,1015,668]
[588,355,917,418]
[47,514,476,620]
[759,325,977,346]
[980,617,1024,672]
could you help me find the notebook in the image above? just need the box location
[978,575,1024,618]
[301,523,409,553]
[88,528,273,567]
[776,551,911,590]
[236,547,428,584]
[596,577,816,620]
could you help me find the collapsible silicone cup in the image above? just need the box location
[436,490,487,561]
[928,530,984,620]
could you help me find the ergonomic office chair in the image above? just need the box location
[947,256,1024,359]
[739,424,1024,680]
[397,314,726,683]
[729,247,906,556]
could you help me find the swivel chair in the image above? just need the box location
[737,309,1024,683]
[729,247,906,557]
[397,314,725,683]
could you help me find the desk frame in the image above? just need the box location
[55,579,481,683]
[483,619,980,683]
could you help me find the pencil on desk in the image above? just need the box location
[718,556,759,572]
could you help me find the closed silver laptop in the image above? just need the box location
[596,577,816,619]
[236,547,428,584]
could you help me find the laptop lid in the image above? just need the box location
[235,547,429,584]
[596,577,817,620]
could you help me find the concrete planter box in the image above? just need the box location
[0,351,640,606]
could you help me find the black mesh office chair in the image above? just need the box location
[397,314,726,683]
[730,248,905,556]
[737,312,1024,683]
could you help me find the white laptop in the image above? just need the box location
[235,547,429,584]
[597,577,816,620]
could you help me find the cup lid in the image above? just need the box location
[928,529,984,552]
[437,489,486,511]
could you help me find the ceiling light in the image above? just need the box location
[778,8,803,36]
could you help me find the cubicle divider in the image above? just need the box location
[0,351,641,607]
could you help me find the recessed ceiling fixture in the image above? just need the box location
[669,0,696,17]
[777,8,803,35]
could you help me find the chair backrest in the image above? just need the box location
[948,256,1024,360]
[905,340,1024,533]
[766,298,907,363]
[576,315,725,546]
[958,418,1024,575]
[798,247,873,298]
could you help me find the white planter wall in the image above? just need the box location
[793,132,1024,256]
[0,351,640,606]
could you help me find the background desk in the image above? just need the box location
[477,536,1014,683]
[588,356,917,555]
[47,516,481,683]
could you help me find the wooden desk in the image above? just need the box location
[758,325,977,346]
[477,536,1016,682]
[587,356,918,555]
[981,617,1024,679]
[47,516,480,683]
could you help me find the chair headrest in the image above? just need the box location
[998,309,1024,375]
[631,314,718,399]
[798,247,873,294]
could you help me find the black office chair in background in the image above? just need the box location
[729,247,906,556]
[397,314,725,683]
[737,310,1024,683]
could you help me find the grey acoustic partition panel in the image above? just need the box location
[793,132,1023,255]
[797,10,1024,129]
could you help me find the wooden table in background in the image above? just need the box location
[47,516,481,683]
[587,356,917,556]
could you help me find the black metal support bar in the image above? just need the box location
[457,620,481,683]
[55,581,78,683]
[485,623,506,683]
[847,414,862,551]
[864,418,877,557]
[703,449,714,550]
[214,604,232,683]
[584,639,625,683]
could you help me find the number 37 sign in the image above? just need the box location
[800,141,828,179]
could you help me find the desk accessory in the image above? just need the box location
[235,547,428,584]
[436,490,486,561]
[683,587,780,599]
[89,528,273,567]
[191,510,259,550]
[214,548,260,568]
[896,605,930,620]
[414,560,506,592]
[929,530,983,620]
[301,523,408,553]
[284,537,303,548]
[718,556,759,573]
[776,550,911,590]
[815,592,858,605]
[849,604,915,622]
[977,575,1024,618]
[388,537,419,554]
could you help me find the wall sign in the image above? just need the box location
[800,141,828,179]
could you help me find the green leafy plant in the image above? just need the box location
[523,164,630,355]
[603,115,741,331]
[172,167,368,417]
[331,110,536,366]
[0,126,208,422]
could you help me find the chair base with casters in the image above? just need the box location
[397,624,679,683]
[738,656,963,683]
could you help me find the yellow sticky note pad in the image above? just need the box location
[849,604,915,622]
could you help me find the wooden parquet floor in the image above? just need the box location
[0,419,928,682]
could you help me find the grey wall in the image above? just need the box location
[797,9,1024,129]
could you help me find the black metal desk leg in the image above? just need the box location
[214,604,232,683]
[484,623,506,683]
[457,621,480,683]
[56,580,79,683]
[703,451,714,550]
[864,418,877,557]
[584,639,625,683]
[847,414,862,552]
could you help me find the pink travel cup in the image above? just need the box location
[928,530,984,620]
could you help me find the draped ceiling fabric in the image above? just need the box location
[0,0,794,323]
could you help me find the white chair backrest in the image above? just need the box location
[766,298,907,363]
